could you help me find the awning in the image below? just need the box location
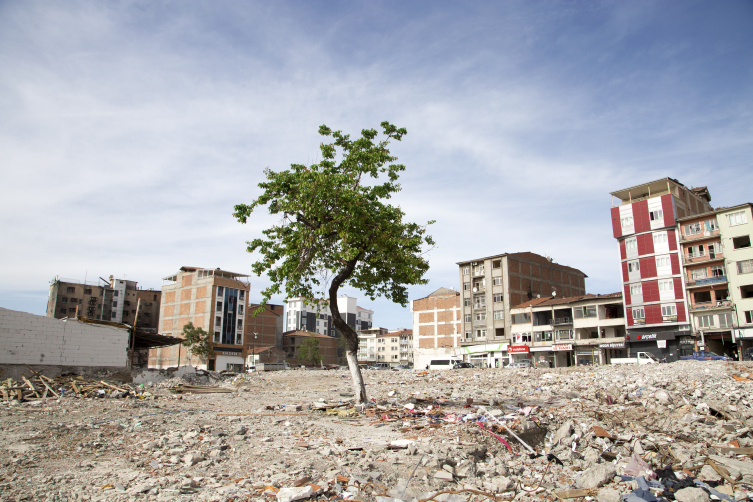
[134,332,182,349]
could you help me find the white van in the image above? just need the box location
[428,359,462,370]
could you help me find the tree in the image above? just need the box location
[181,322,214,365]
[233,121,434,403]
[298,335,322,366]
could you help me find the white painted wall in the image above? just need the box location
[0,307,128,367]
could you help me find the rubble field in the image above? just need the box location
[3,362,753,502]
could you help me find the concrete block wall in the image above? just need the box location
[0,307,128,367]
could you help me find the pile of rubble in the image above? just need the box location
[2,361,753,502]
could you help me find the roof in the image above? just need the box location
[356,306,373,312]
[609,177,684,199]
[413,287,459,301]
[388,329,412,336]
[247,345,281,354]
[282,330,333,339]
[512,292,623,310]
[76,316,181,348]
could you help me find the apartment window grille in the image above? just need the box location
[630,284,642,296]
[738,260,753,275]
[685,222,702,236]
[733,236,751,249]
[492,277,503,286]
[658,280,673,292]
[728,211,748,226]
[632,308,645,320]
[493,310,504,320]
[493,293,503,303]
[650,210,663,221]
[628,260,639,273]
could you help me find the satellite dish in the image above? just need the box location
[536,294,540,299]
[552,291,557,297]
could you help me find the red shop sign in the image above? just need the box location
[508,345,530,354]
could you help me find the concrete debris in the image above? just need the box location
[3,362,753,501]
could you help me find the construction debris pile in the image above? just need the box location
[2,361,753,502]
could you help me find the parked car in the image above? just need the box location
[612,352,658,365]
[370,363,391,370]
[508,360,532,368]
[680,351,733,361]
[428,359,462,370]
[453,362,475,369]
[359,364,369,370]
[392,364,411,370]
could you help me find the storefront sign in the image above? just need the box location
[679,339,695,345]
[637,333,657,340]
[218,351,243,356]
[508,345,530,354]
[630,331,677,341]
[599,342,625,349]
[633,319,646,325]
[657,340,667,348]
[553,344,573,351]
[662,315,677,322]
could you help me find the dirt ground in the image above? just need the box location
[3,362,753,502]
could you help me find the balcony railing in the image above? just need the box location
[686,275,727,287]
[552,317,572,326]
[473,303,486,310]
[680,229,720,242]
[690,300,732,311]
[473,317,487,325]
[685,253,723,264]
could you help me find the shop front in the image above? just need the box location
[507,345,530,363]
[210,347,246,372]
[599,341,627,364]
[459,343,509,367]
[530,346,554,367]
[552,343,574,367]
[627,330,683,362]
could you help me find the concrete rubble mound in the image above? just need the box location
[3,362,753,501]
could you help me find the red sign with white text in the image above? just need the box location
[507,345,530,354]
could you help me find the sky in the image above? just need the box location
[1,1,752,330]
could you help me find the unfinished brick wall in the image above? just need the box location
[507,254,586,308]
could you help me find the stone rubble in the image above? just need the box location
[1,361,753,501]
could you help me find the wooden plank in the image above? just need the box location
[100,381,127,393]
[39,379,60,398]
[718,447,753,455]
[555,489,598,499]
[22,377,40,398]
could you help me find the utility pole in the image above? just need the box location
[130,299,141,369]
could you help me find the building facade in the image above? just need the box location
[282,330,339,366]
[609,178,713,360]
[456,252,587,353]
[284,295,373,336]
[357,327,389,363]
[245,303,285,351]
[411,287,462,369]
[678,203,753,356]
[394,329,413,366]
[508,293,626,367]
[47,276,161,332]
[149,266,251,372]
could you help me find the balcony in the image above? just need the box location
[473,317,487,325]
[690,300,732,312]
[552,317,573,326]
[686,276,728,288]
[684,253,723,265]
[680,229,720,243]
[473,303,486,310]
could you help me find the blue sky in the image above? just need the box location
[1,1,751,330]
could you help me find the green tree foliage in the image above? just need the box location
[298,335,322,366]
[233,121,434,402]
[181,322,214,363]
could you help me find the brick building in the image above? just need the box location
[609,178,713,360]
[282,330,339,366]
[456,252,587,349]
[411,287,462,369]
[149,266,251,372]
[245,302,284,350]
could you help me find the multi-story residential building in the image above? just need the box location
[357,327,388,363]
[609,178,713,360]
[149,266,250,372]
[47,275,161,332]
[677,203,753,356]
[455,252,587,354]
[507,293,626,367]
[411,287,462,369]
[284,295,373,336]
[394,329,413,366]
[376,330,401,365]
[244,302,285,366]
[282,330,339,366]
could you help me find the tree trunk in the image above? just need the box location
[329,255,367,404]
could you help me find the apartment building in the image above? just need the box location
[284,295,373,336]
[411,287,462,369]
[394,329,413,366]
[609,178,713,357]
[149,266,250,372]
[357,327,389,363]
[677,203,753,356]
[456,252,587,354]
[245,303,284,349]
[282,330,339,366]
[508,293,626,367]
[47,275,160,332]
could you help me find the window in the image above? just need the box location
[656,256,670,268]
[238,305,244,315]
[153,294,157,301]
[112,301,117,307]
[628,260,640,273]
[463,266,469,275]
[719,313,734,329]
[474,265,485,275]
[511,313,531,324]
[84,288,92,295]
[621,216,633,228]
[685,222,702,236]
[630,284,643,296]
[60,308,66,314]
[556,329,574,340]
[710,265,725,277]
[687,244,705,258]
[653,232,668,245]
[66,287,75,293]
[632,308,645,320]
[493,310,504,320]
[111,312,116,318]
[217,286,224,294]
[464,298,471,307]
[585,306,597,317]
[392,338,398,342]
[216,316,222,326]
[733,236,751,249]
[625,237,637,250]
[492,276,503,286]
[573,307,583,319]
[728,211,748,226]
[693,291,712,303]
[475,312,487,321]
[738,260,753,275]
[465,331,472,339]
[463,282,470,291]
[706,219,718,231]
[475,329,487,338]
[217,301,222,310]
[515,332,532,343]
[465,314,471,323]
[62,297,68,303]
[661,305,676,317]
[709,242,722,257]
[493,260,501,269]
[690,268,707,281]
[650,210,663,221]
[239,291,245,300]
[696,314,715,328]
[745,311,752,324]
[493,293,503,303]
[113,290,119,297]
[658,280,674,292]
[716,289,729,301]
[534,331,553,342]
